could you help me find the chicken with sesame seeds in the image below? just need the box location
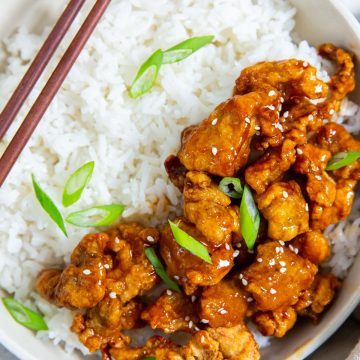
[177,92,279,177]
[252,306,297,338]
[291,231,331,264]
[257,181,309,241]
[245,139,296,194]
[159,218,234,295]
[183,171,240,246]
[141,290,198,333]
[199,278,248,328]
[242,242,317,311]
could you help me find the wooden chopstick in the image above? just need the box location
[0,0,111,187]
[0,0,86,140]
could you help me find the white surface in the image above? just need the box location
[0,1,359,360]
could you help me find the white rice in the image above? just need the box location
[0,0,359,356]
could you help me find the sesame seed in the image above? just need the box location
[308,114,314,121]
[255,125,261,131]
[289,244,294,251]
[256,131,260,136]
[239,273,243,279]
[257,258,263,263]
[283,111,289,118]
[266,105,275,111]
[189,321,193,328]
[315,84,322,93]
[195,326,200,331]
[279,261,286,266]
[233,250,240,258]
[274,122,284,132]
[201,319,209,324]
[83,269,91,275]
[276,247,281,254]
[191,295,197,303]
[185,316,190,321]
[280,97,285,103]
[242,278,248,286]
[109,292,117,299]
[147,235,155,243]
[270,288,277,294]
[201,335,205,343]
[303,61,308,67]
[114,237,120,244]
[296,148,303,155]
[282,191,289,198]
[268,90,276,96]
[225,243,230,250]
[166,289,173,296]
[329,109,335,115]
[294,248,299,254]
[280,267,287,273]
[98,280,102,286]
[174,275,180,280]
[305,203,309,211]
[236,243,242,248]
[268,277,273,281]
[220,309,228,315]
[104,264,110,269]
[269,259,275,266]
[315,175,322,180]
[211,147,218,155]
[219,260,230,268]
[212,118,218,125]
[248,249,254,254]
[247,297,253,302]
[245,117,251,124]
[279,241,285,246]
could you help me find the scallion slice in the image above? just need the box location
[144,247,180,292]
[32,175,67,237]
[129,49,163,98]
[219,177,243,199]
[240,185,260,250]
[326,151,360,171]
[142,358,156,360]
[168,220,212,264]
[66,204,125,227]
[162,35,215,64]
[62,161,94,207]
[2,298,48,331]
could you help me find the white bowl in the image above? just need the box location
[0,0,360,359]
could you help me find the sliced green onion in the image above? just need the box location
[142,358,156,360]
[129,49,163,98]
[62,161,94,207]
[240,185,260,250]
[219,177,243,199]
[326,151,360,170]
[32,175,67,237]
[162,35,215,64]
[168,220,212,264]
[66,204,125,227]
[144,247,180,292]
[2,298,48,331]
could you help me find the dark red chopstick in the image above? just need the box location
[0,0,86,139]
[0,0,111,187]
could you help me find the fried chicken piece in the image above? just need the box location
[164,154,187,191]
[200,279,248,328]
[36,233,109,309]
[205,324,260,360]
[110,336,182,360]
[311,179,357,230]
[291,231,331,264]
[104,223,159,303]
[183,171,239,246]
[242,241,317,311]
[159,218,234,295]
[257,181,309,241]
[293,143,336,207]
[183,331,223,360]
[141,291,198,334]
[235,59,328,101]
[318,44,355,109]
[245,139,296,194]
[178,92,279,176]
[298,274,341,322]
[316,123,360,180]
[252,306,297,337]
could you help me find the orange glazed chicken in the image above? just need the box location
[37,44,359,359]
